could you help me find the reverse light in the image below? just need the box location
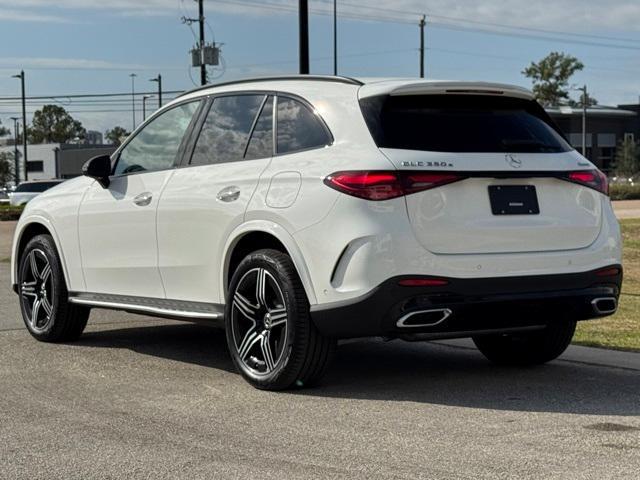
[324,171,465,201]
[398,278,449,287]
[562,170,609,196]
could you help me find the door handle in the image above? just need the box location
[216,186,240,203]
[133,192,153,207]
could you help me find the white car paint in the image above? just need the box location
[11,77,622,320]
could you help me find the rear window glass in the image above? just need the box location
[15,181,62,192]
[276,97,331,154]
[360,95,571,153]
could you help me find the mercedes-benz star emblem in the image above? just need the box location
[505,154,522,169]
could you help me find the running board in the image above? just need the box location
[68,292,224,321]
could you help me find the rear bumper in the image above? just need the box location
[310,266,622,339]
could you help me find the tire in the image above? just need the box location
[225,249,336,390]
[472,320,576,366]
[18,234,89,342]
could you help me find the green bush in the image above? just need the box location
[610,184,640,201]
[0,204,24,221]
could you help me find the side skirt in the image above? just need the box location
[68,292,225,324]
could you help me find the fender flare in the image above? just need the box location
[11,214,72,291]
[220,220,318,305]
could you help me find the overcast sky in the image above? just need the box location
[1,0,640,135]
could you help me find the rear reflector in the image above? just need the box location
[324,171,465,201]
[562,170,609,196]
[595,267,621,277]
[398,278,449,287]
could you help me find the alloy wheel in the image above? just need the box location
[20,249,55,333]
[230,268,288,376]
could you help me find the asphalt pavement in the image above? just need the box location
[1,222,640,479]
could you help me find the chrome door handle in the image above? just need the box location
[133,192,153,206]
[216,186,240,203]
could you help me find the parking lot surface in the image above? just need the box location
[1,222,639,479]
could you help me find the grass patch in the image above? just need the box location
[574,218,640,351]
[0,204,23,221]
[0,257,10,263]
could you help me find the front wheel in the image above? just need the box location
[18,234,89,342]
[225,249,335,390]
[472,320,576,366]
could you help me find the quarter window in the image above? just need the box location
[276,97,331,154]
[114,101,199,175]
[245,96,274,160]
[191,95,264,165]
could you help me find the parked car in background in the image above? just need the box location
[10,76,622,390]
[9,180,65,206]
[0,188,10,205]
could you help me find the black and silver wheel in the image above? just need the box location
[472,320,576,366]
[225,249,335,390]
[19,234,89,342]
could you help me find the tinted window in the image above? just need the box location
[15,181,62,192]
[191,95,264,165]
[360,95,571,153]
[115,101,199,175]
[276,97,331,154]
[245,96,274,160]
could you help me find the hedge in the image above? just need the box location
[0,204,24,221]
[610,184,640,201]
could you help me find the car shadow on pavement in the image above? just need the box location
[75,322,640,416]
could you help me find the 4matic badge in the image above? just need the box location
[401,161,454,167]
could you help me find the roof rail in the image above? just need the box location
[176,75,364,99]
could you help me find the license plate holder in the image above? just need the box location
[488,185,539,215]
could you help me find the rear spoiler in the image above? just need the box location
[359,81,534,101]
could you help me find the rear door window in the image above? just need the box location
[276,97,331,154]
[360,94,571,153]
[190,94,264,165]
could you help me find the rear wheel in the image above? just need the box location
[225,249,335,390]
[18,234,89,342]
[472,320,576,366]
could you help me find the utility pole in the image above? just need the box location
[142,95,153,121]
[150,74,163,108]
[299,0,310,74]
[419,15,426,78]
[333,0,337,76]
[12,71,28,181]
[197,0,207,85]
[129,73,137,130]
[578,84,588,157]
[10,117,20,184]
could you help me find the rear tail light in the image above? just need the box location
[595,267,621,277]
[324,171,465,201]
[562,170,609,196]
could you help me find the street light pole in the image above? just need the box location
[150,74,162,108]
[299,0,310,74]
[142,95,153,121]
[129,73,137,130]
[419,15,426,78]
[578,84,588,157]
[197,0,207,86]
[10,117,20,185]
[12,71,28,181]
[333,0,337,76]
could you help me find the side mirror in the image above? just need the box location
[82,155,112,188]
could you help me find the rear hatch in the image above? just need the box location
[359,89,604,255]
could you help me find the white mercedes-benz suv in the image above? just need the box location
[12,76,622,390]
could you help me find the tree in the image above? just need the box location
[105,126,131,147]
[0,151,14,187]
[28,105,86,144]
[522,52,591,107]
[613,137,640,179]
[0,120,9,138]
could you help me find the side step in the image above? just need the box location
[68,292,224,321]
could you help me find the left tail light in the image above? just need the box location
[323,171,465,201]
[561,170,609,196]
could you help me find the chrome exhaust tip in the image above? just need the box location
[396,308,452,328]
[591,297,617,315]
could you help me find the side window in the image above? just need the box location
[276,96,331,154]
[245,96,274,160]
[114,101,199,175]
[190,94,264,166]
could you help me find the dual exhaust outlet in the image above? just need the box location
[396,297,618,329]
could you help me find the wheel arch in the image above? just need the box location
[12,217,70,292]
[221,221,318,305]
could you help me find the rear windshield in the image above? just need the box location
[15,181,62,193]
[360,94,571,153]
